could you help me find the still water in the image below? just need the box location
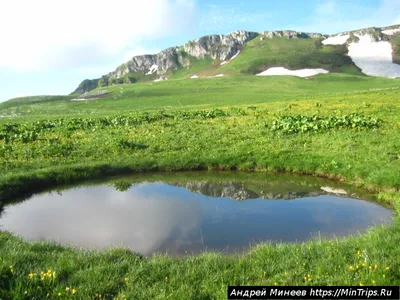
[0,173,393,256]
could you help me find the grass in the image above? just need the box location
[220,37,363,76]
[1,74,399,122]
[0,73,400,298]
[0,95,75,110]
[76,35,369,94]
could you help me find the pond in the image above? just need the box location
[0,172,394,257]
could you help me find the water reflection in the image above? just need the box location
[0,175,394,256]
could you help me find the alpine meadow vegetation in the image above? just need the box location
[0,73,400,299]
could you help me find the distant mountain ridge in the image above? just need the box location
[72,24,400,94]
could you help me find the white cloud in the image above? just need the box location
[199,4,271,32]
[0,0,197,72]
[314,0,337,16]
[74,47,161,78]
[0,184,202,255]
[296,0,400,34]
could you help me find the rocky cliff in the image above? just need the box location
[72,25,400,94]
[73,29,327,94]
[106,30,258,81]
[72,78,99,95]
[260,30,326,39]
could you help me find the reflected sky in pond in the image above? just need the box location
[0,180,393,256]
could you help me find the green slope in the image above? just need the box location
[211,37,362,76]
[0,74,399,122]
[72,36,370,93]
[0,95,74,110]
[1,73,400,297]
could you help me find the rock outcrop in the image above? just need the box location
[73,30,258,93]
[261,30,326,39]
[183,30,258,60]
[109,47,191,80]
[72,78,99,95]
[333,27,392,42]
[72,24,400,94]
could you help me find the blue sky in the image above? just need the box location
[1,0,400,102]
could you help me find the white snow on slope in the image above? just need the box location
[230,51,240,60]
[71,98,98,101]
[256,67,329,77]
[220,51,240,66]
[215,74,224,77]
[154,77,166,82]
[145,64,158,75]
[347,34,400,78]
[190,75,198,79]
[382,28,400,35]
[322,34,349,45]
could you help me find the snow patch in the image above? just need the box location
[190,75,199,79]
[230,51,240,60]
[347,34,400,78]
[145,64,158,75]
[256,67,329,77]
[71,98,99,101]
[382,28,400,35]
[322,34,349,45]
[215,74,224,77]
[220,61,228,66]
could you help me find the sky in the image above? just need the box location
[1,0,400,102]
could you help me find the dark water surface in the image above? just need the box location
[0,172,393,256]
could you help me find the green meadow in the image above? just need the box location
[0,73,400,299]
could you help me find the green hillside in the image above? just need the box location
[1,74,399,121]
[221,37,363,75]
[1,23,400,299]
[168,37,363,78]
[0,95,74,110]
[1,71,400,298]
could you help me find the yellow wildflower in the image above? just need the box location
[372,280,376,285]
[274,282,278,286]
[385,266,390,271]
[374,264,378,269]
[72,288,76,294]
[58,293,62,297]
[349,266,354,270]
[66,287,70,292]
[359,282,364,286]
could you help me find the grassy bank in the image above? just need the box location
[0,74,400,298]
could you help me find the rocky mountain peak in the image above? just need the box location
[260,30,326,39]
[183,30,258,60]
